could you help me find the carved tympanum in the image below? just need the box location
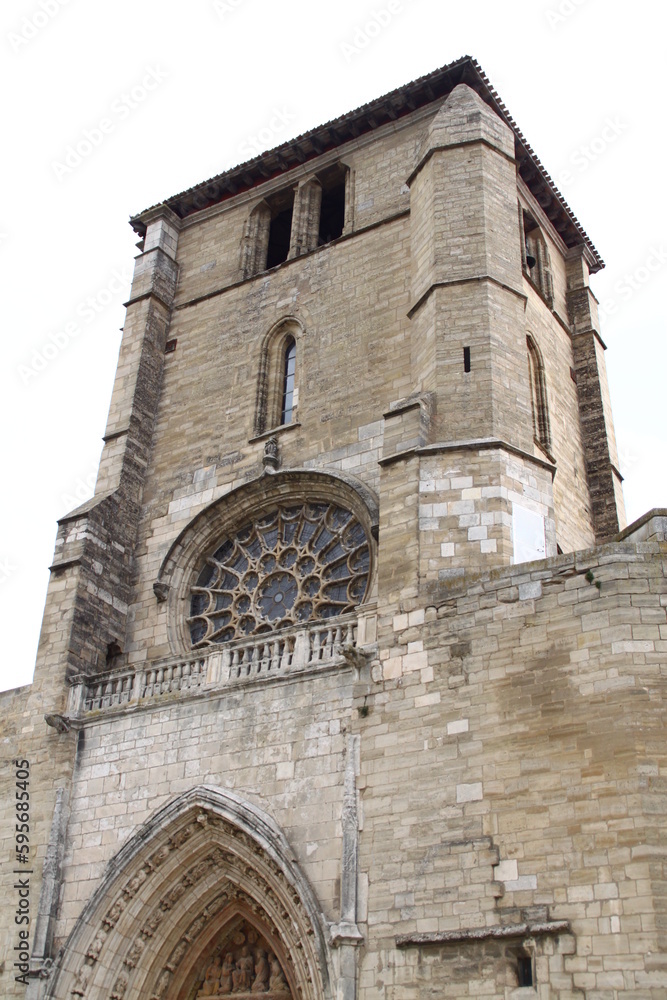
[193,921,291,999]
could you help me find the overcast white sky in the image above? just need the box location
[1,0,665,692]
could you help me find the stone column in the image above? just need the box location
[26,788,69,1000]
[330,735,363,1000]
[241,200,271,278]
[288,178,322,258]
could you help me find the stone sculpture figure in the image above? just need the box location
[125,868,147,896]
[232,945,254,992]
[219,951,235,994]
[110,971,128,1000]
[152,969,172,999]
[198,955,221,997]
[262,436,280,470]
[85,931,105,962]
[70,962,91,996]
[269,954,289,993]
[251,949,269,992]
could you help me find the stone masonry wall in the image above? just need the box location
[0,79,637,999]
[361,535,667,998]
[2,535,664,997]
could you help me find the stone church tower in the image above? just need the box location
[2,57,666,999]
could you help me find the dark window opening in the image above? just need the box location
[165,338,177,354]
[106,641,122,666]
[318,181,345,245]
[267,202,294,269]
[521,208,554,306]
[523,211,539,272]
[517,955,534,987]
[464,346,471,373]
[281,338,296,425]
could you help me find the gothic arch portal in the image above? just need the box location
[45,786,333,1000]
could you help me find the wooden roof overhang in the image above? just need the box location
[130,56,603,271]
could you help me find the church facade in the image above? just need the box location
[2,56,666,999]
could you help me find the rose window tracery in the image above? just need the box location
[188,502,371,647]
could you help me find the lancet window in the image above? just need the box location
[241,164,348,279]
[520,208,554,306]
[527,334,552,454]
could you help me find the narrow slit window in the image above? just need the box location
[281,338,296,425]
[527,335,552,453]
[517,955,534,987]
[464,346,471,373]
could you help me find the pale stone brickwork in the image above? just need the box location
[1,58,661,1000]
[416,446,558,578]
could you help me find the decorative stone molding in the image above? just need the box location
[328,735,363,1000]
[44,787,333,1000]
[153,581,169,603]
[153,469,379,657]
[25,790,70,1000]
[67,613,369,720]
[396,920,571,947]
[262,436,280,471]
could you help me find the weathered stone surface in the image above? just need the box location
[1,59,660,1000]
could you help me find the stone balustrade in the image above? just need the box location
[69,615,358,717]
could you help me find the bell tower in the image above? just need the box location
[4,59,663,1000]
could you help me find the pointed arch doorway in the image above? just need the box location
[45,787,332,1000]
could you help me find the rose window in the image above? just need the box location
[188,502,371,647]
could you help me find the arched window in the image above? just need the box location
[520,208,554,307]
[241,193,295,279]
[281,337,296,424]
[241,164,348,279]
[527,335,552,453]
[254,320,301,437]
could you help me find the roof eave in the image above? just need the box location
[129,56,603,271]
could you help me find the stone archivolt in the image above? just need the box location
[45,788,330,1000]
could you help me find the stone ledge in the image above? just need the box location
[379,437,556,474]
[249,422,301,444]
[616,508,667,544]
[396,920,570,948]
